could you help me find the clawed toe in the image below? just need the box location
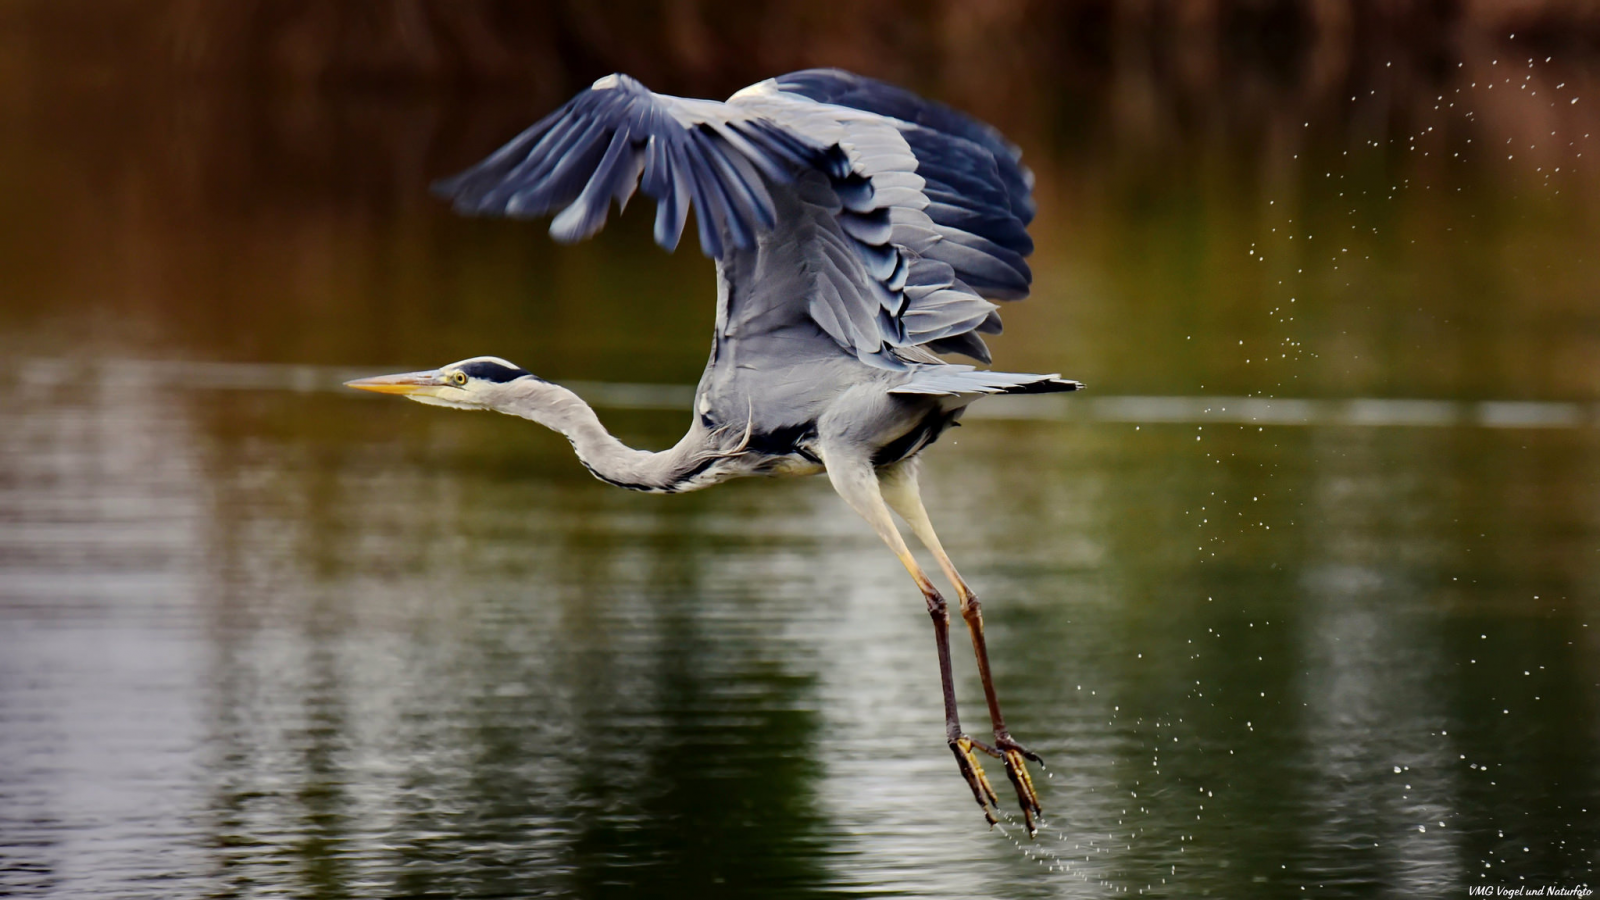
[998,735,1045,766]
[947,733,1046,836]
[950,735,1000,825]
[995,735,1044,836]
[965,735,1003,759]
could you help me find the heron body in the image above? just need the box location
[348,69,1079,835]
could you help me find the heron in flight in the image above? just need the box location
[347,69,1078,835]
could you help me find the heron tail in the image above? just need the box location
[888,367,1083,398]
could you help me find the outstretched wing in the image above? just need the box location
[434,70,1038,366]
[769,68,1035,295]
[434,73,816,259]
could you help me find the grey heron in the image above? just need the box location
[347,69,1079,835]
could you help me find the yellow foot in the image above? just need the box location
[949,735,1001,826]
[996,735,1045,836]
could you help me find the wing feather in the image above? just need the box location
[435,75,799,259]
[434,69,1041,369]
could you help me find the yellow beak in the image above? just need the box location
[343,370,442,396]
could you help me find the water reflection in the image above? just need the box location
[3,16,1600,899]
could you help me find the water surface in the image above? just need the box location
[2,31,1599,899]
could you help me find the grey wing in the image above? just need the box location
[433,73,813,258]
[721,72,1039,368]
[702,165,1072,437]
[433,70,1041,376]
[770,68,1035,285]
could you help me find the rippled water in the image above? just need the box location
[4,33,1600,900]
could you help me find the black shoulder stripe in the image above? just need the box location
[744,423,818,457]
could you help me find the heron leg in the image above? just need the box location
[820,451,1000,826]
[878,460,1044,835]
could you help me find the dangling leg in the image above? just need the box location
[879,459,1044,835]
[820,448,1001,826]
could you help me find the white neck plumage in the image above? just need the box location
[496,379,741,493]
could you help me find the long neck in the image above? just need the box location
[497,381,715,493]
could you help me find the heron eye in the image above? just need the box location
[451,371,468,386]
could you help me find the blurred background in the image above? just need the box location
[2,1,1598,897]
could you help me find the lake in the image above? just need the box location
[2,19,1598,898]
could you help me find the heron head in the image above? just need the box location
[344,356,538,410]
